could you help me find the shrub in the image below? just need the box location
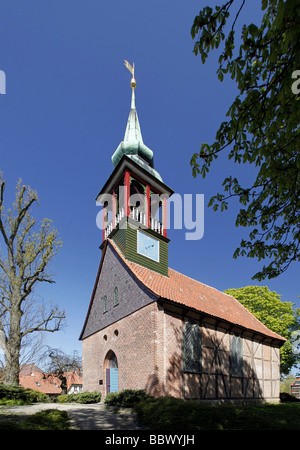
[0,384,49,405]
[56,394,68,403]
[56,391,101,404]
[72,391,101,404]
[104,389,151,407]
[280,392,300,403]
[23,389,49,403]
[104,391,119,406]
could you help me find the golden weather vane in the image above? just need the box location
[124,60,136,88]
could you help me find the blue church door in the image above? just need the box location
[106,352,118,394]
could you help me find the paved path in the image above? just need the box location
[0,403,142,430]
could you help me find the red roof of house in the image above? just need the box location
[65,371,83,391]
[19,372,61,395]
[20,363,44,376]
[291,378,300,386]
[107,239,285,343]
[19,367,83,395]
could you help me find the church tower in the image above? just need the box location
[96,61,173,276]
[81,61,285,401]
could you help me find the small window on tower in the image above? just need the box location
[113,287,119,307]
[102,295,107,314]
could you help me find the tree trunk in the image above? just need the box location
[4,346,20,385]
[3,304,22,386]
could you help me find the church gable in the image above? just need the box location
[80,241,158,340]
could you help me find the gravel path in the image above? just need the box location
[0,403,142,430]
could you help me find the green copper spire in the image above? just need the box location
[111,61,163,181]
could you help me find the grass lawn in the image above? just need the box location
[134,396,300,430]
[1,383,299,430]
[0,409,70,430]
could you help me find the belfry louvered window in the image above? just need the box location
[183,321,202,373]
[231,335,243,376]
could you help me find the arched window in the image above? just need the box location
[183,321,201,373]
[102,295,107,314]
[113,287,119,307]
[108,352,118,369]
[231,335,243,376]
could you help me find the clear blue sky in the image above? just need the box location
[0,1,299,360]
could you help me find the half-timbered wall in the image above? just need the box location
[160,306,281,402]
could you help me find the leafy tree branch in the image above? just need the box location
[190,0,300,280]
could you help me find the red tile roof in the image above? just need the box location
[65,371,83,391]
[108,239,285,343]
[19,372,61,395]
[291,378,300,386]
[20,363,43,376]
[19,368,83,395]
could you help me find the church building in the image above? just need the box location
[79,63,285,402]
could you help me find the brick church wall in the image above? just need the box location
[83,300,281,402]
[82,302,161,396]
[81,245,161,396]
[81,245,281,402]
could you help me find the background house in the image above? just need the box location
[290,378,300,399]
[19,364,82,398]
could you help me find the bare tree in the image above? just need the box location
[0,175,65,385]
[45,348,82,394]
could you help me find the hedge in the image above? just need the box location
[0,384,49,405]
[56,391,101,404]
[104,389,151,407]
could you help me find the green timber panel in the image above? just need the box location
[126,223,168,276]
[111,226,127,256]
[112,220,169,277]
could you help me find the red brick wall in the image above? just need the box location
[83,303,281,402]
[82,302,162,397]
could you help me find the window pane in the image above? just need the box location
[114,287,118,306]
[103,295,107,313]
[231,335,243,376]
[183,321,201,373]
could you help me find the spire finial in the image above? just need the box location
[124,60,136,110]
[124,60,136,88]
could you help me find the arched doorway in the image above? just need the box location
[105,351,118,394]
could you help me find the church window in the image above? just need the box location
[231,335,243,376]
[113,287,119,306]
[183,321,201,373]
[102,295,107,314]
[109,352,118,369]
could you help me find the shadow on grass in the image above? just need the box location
[0,409,70,430]
[134,396,300,430]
